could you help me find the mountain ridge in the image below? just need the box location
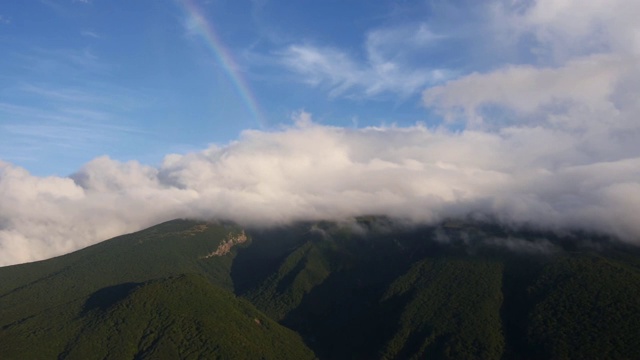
[1,217,639,359]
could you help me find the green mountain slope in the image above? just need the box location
[2,217,640,359]
[0,219,314,359]
[0,273,314,359]
[0,220,242,325]
[525,255,640,359]
[379,259,504,360]
[232,219,640,359]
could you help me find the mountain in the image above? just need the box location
[1,218,640,359]
[0,220,314,359]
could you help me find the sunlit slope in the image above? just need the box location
[0,220,241,325]
[0,219,314,359]
[0,273,314,360]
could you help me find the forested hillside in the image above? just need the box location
[1,218,639,359]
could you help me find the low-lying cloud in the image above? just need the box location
[1,107,639,266]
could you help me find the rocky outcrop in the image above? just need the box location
[201,231,248,258]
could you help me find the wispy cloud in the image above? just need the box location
[0,43,151,173]
[278,23,452,99]
[18,83,106,104]
[11,47,107,75]
[0,101,143,155]
[3,123,118,147]
[81,30,100,38]
[0,15,10,25]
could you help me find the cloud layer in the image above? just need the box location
[1,106,639,266]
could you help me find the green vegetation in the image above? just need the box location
[0,220,250,324]
[0,274,314,359]
[380,259,504,360]
[526,255,640,359]
[245,239,336,320]
[2,217,640,359]
[0,220,314,359]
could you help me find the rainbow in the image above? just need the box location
[176,0,265,128]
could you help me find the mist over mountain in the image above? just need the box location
[1,108,639,266]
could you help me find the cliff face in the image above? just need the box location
[202,230,249,258]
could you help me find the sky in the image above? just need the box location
[1,0,640,265]
[1,0,459,176]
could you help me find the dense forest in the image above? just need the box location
[1,218,639,359]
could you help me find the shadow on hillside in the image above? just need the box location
[82,282,140,314]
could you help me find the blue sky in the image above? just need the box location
[0,0,485,176]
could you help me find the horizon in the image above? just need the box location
[1,0,640,266]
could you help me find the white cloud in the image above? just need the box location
[423,54,634,127]
[423,0,640,134]
[497,0,640,60]
[279,23,451,98]
[1,108,640,266]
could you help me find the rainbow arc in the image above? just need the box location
[177,0,266,128]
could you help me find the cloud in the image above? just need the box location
[278,23,451,98]
[81,30,100,38]
[493,0,640,60]
[0,82,147,172]
[1,106,640,266]
[0,44,150,172]
[423,54,634,126]
[422,0,640,136]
